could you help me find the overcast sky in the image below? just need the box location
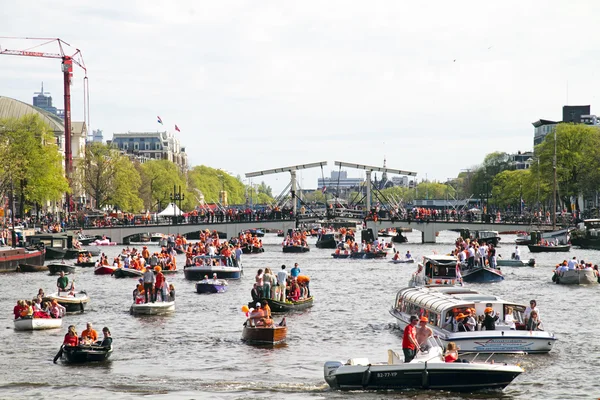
[2,1,599,193]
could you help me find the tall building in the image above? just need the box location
[32,82,63,118]
[533,105,600,145]
[89,129,103,143]
[508,151,534,170]
[109,131,188,172]
[318,170,364,189]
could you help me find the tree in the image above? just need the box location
[257,181,273,197]
[0,115,69,212]
[533,123,600,211]
[79,142,143,211]
[138,160,188,211]
[188,166,246,205]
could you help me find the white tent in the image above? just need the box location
[158,203,183,217]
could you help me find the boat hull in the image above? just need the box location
[62,345,112,363]
[553,269,598,285]
[389,259,415,264]
[14,317,63,331]
[17,263,49,272]
[258,297,313,313]
[242,325,287,345]
[112,268,144,278]
[130,301,175,315]
[196,282,228,293]
[242,246,264,254]
[44,293,89,313]
[497,259,535,267]
[461,266,505,283]
[184,266,241,280]
[527,245,571,253]
[47,264,77,275]
[315,238,337,249]
[45,247,67,260]
[0,248,45,273]
[282,246,310,253]
[332,252,387,259]
[325,361,522,392]
[75,261,96,267]
[94,265,118,275]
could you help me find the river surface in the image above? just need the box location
[1,230,599,399]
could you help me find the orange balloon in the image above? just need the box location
[241,305,249,313]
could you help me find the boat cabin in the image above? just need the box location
[27,233,73,250]
[393,286,527,331]
[410,255,459,286]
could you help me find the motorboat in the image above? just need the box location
[571,219,600,249]
[61,344,113,363]
[242,319,287,345]
[196,280,228,294]
[552,268,598,285]
[75,260,96,267]
[315,233,338,249]
[112,267,144,278]
[331,251,387,259]
[14,317,63,331]
[528,244,570,253]
[44,291,90,313]
[497,258,536,267]
[389,285,557,353]
[516,228,571,246]
[130,301,175,315]
[150,233,164,242]
[282,245,310,253]
[389,258,415,264]
[94,264,118,275]
[184,255,241,280]
[241,245,264,254]
[47,263,77,275]
[323,338,523,392]
[460,264,504,283]
[256,297,314,313]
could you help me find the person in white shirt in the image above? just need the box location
[463,310,476,331]
[276,265,288,302]
[567,257,577,270]
[479,245,488,266]
[524,300,540,325]
[504,306,516,329]
[513,246,520,261]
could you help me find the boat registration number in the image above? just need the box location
[376,372,397,378]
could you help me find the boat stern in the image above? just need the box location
[324,361,343,389]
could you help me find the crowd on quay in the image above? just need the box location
[250,264,310,303]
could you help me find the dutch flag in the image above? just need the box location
[157,116,163,125]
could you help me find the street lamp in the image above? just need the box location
[170,185,185,225]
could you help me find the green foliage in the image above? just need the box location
[469,152,510,196]
[532,123,600,210]
[79,142,143,211]
[138,160,189,211]
[256,181,273,197]
[0,114,69,204]
[188,166,246,205]
[303,190,326,204]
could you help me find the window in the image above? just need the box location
[155,143,161,150]
[145,143,150,150]
[134,143,139,150]
[123,143,128,150]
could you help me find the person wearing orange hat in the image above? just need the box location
[455,313,467,332]
[416,316,433,351]
[482,307,496,331]
[463,310,476,331]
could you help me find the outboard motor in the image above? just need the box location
[323,361,343,389]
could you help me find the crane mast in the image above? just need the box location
[0,37,87,212]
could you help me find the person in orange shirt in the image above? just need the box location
[80,322,98,344]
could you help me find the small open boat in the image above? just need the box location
[112,268,144,278]
[17,263,49,273]
[14,317,63,331]
[75,261,96,267]
[258,297,313,313]
[94,264,118,275]
[528,244,571,253]
[47,264,77,275]
[44,291,90,313]
[242,245,265,254]
[282,245,310,253]
[460,265,505,283]
[61,344,113,363]
[130,301,175,315]
[553,269,599,285]
[196,281,228,294]
[389,258,415,264]
[242,320,287,345]
[332,251,387,259]
[497,258,536,267]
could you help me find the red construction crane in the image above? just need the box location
[0,37,88,212]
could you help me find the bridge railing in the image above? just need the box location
[371,211,576,227]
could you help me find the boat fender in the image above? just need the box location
[361,366,372,387]
[421,365,429,388]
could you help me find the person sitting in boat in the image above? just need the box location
[95,327,112,348]
[526,310,543,331]
[444,342,459,363]
[247,303,265,327]
[200,275,210,284]
[32,297,43,312]
[250,283,261,304]
[63,325,79,348]
[36,288,45,302]
[455,313,468,332]
[13,300,25,319]
[80,322,98,345]
[392,251,400,261]
[50,300,66,318]
[524,300,540,326]
[57,271,69,293]
[287,280,301,302]
[405,250,412,260]
[504,306,516,330]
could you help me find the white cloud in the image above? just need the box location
[2,0,600,194]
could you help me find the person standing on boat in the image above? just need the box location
[513,246,521,261]
[524,300,540,326]
[402,316,421,363]
[234,244,243,266]
[482,308,496,331]
[142,266,155,304]
[416,317,433,350]
[276,265,288,301]
[290,263,301,279]
[154,266,166,302]
[57,271,69,293]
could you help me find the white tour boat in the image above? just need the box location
[390,285,557,354]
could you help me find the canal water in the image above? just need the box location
[1,230,598,399]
